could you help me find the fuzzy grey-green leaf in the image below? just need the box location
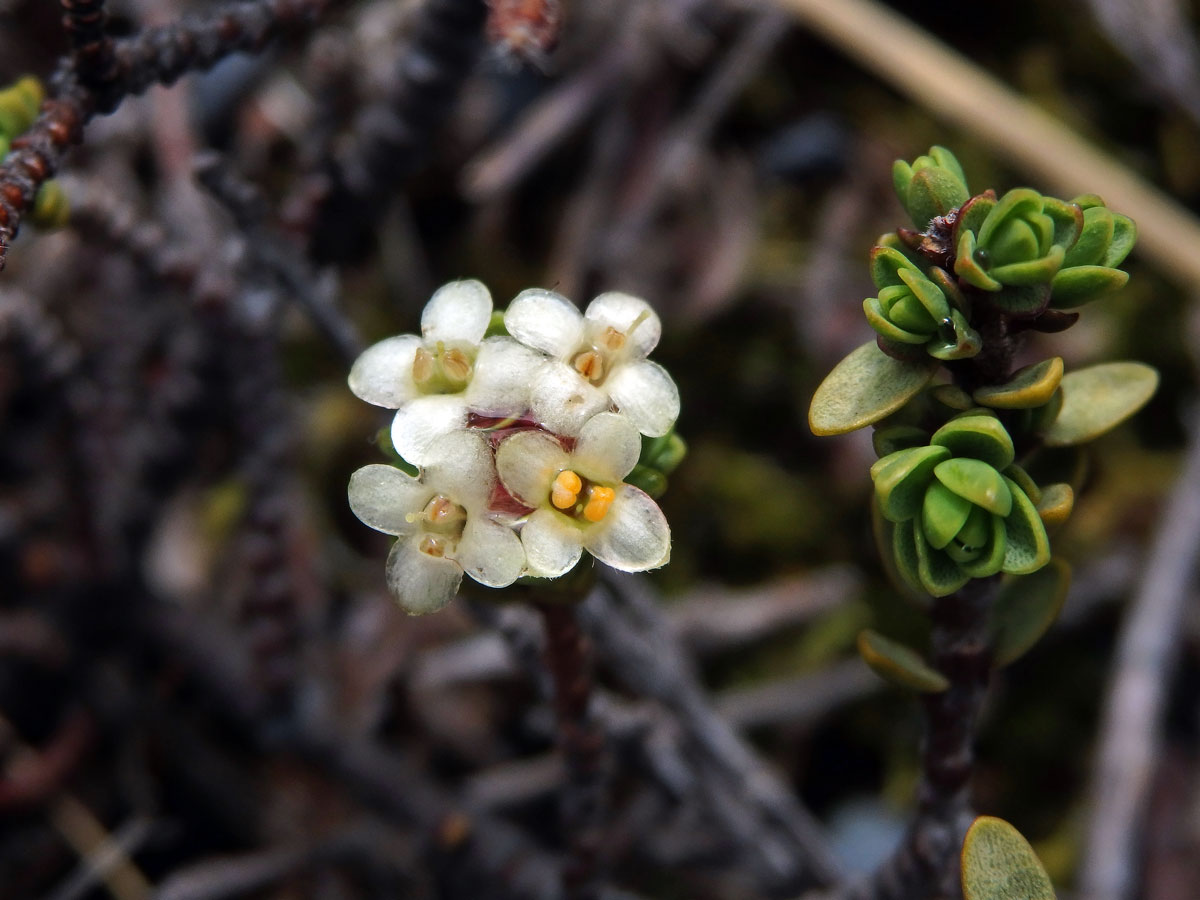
[961,816,1056,900]
[1042,362,1159,446]
[809,341,938,436]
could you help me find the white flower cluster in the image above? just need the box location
[347,280,680,615]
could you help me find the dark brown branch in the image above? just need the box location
[60,0,119,91]
[846,578,995,900]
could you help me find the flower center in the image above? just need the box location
[412,341,475,394]
[569,314,652,386]
[410,494,467,556]
[550,469,616,523]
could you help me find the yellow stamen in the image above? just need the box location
[573,350,604,383]
[582,486,615,522]
[551,470,582,509]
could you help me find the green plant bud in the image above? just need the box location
[954,188,1078,297]
[625,464,668,498]
[0,75,43,139]
[873,421,1051,597]
[893,146,969,230]
[865,247,981,361]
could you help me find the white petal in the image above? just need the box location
[495,430,568,507]
[529,360,610,437]
[421,280,492,345]
[520,508,584,577]
[348,464,432,536]
[456,517,526,587]
[390,396,469,467]
[386,537,463,615]
[607,360,680,437]
[584,292,661,360]
[504,289,585,358]
[422,429,496,511]
[584,485,671,572]
[573,412,641,483]
[464,337,539,415]
[348,335,420,408]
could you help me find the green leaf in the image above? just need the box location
[1042,362,1159,446]
[962,816,1056,900]
[1000,478,1051,575]
[934,459,1013,516]
[873,445,952,522]
[922,481,973,549]
[1048,265,1128,308]
[906,166,969,230]
[915,526,971,596]
[1105,214,1136,267]
[857,628,949,692]
[955,230,1003,291]
[1062,205,1114,267]
[865,298,926,343]
[987,244,1065,286]
[991,558,1071,667]
[979,188,1043,247]
[1036,482,1074,532]
[884,514,932,606]
[959,512,1006,578]
[973,358,1063,410]
[809,341,938,436]
[986,282,1051,316]
[931,415,1015,470]
[956,191,996,239]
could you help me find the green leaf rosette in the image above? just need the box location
[893,146,970,231]
[864,246,981,361]
[871,414,1052,597]
[954,188,1082,315]
[1048,194,1136,308]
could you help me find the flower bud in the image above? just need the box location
[893,146,969,231]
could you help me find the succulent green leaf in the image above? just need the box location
[873,445,952,522]
[870,246,921,289]
[990,559,1071,667]
[889,517,929,601]
[906,166,969,230]
[872,425,930,457]
[929,145,967,187]
[959,512,1007,578]
[1000,478,1051,575]
[1042,362,1159,446]
[865,298,927,343]
[927,266,969,314]
[961,816,1056,900]
[989,217,1043,268]
[1036,483,1075,532]
[978,188,1043,247]
[956,191,996,240]
[922,481,974,549]
[892,160,915,205]
[915,525,971,596]
[1105,214,1136,267]
[1002,462,1042,506]
[931,415,1015,470]
[987,244,1065,286]
[1042,196,1084,250]
[1062,205,1114,268]
[934,459,1013,516]
[955,230,1003,291]
[973,358,1064,410]
[809,341,938,436]
[897,267,951,321]
[1049,265,1129,308]
[857,629,950,692]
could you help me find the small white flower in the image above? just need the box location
[348,280,539,465]
[348,431,526,614]
[504,289,680,438]
[495,412,671,577]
